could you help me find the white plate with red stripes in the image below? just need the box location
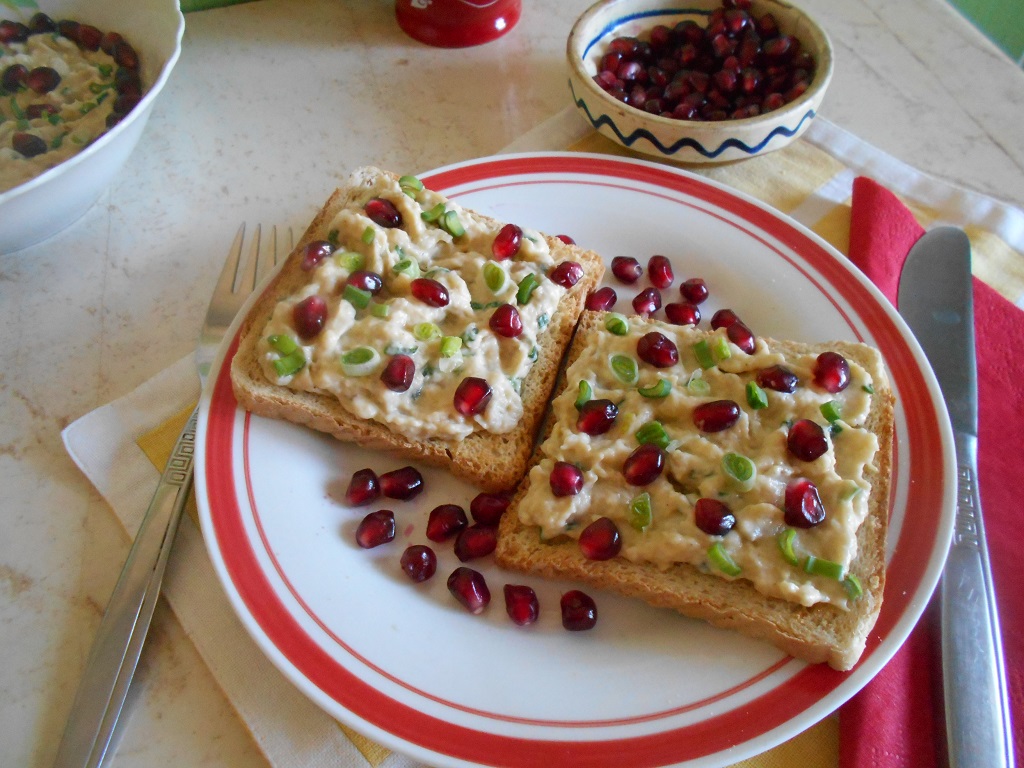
[195,153,954,767]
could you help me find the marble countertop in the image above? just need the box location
[2,0,1022,765]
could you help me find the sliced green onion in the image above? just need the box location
[272,349,306,377]
[528,346,539,362]
[340,346,380,376]
[712,335,731,362]
[537,313,549,330]
[820,399,843,423]
[721,452,756,492]
[384,342,418,355]
[421,202,446,222]
[399,174,423,197]
[777,528,800,566]
[370,300,390,319]
[708,542,741,576]
[361,225,375,244]
[862,383,875,394]
[393,258,420,279]
[574,380,592,410]
[483,260,506,293]
[635,420,670,449]
[686,370,711,397]
[604,312,629,336]
[692,339,715,370]
[268,334,298,355]
[840,480,863,501]
[343,283,371,309]
[516,273,540,305]
[441,210,465,237]
[804,555,845,581]
[440,336,462,358]
[414,322,441,341]
[335,251,365,271]
[609,353,639,385]
[843,574,864,599]
[638,378,672,398]
[629,492,653,532]
[461,325,479,344]
[746,380,769,410]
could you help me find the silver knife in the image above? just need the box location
[898,226,1015,768]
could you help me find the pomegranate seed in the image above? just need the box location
[576,399,618,435]
[492,223,523,260]
[586,286,617,311]
[556,234,576,245]
[292,295,327,339]
[355,510,395,548]
[632,287,662,316]
[100,30,123,54]
[410,278,449,307]
[647,255,674,289]
[454,377,492,416]
[694,498,736,535]
[26,104,58,119]
[675,278,708,305]
[76,24,102,50]
[12,133,46,159]
[693,400,741,432]
[763,35,794,61]
[665,302,700,326]
[787,419,828,461]
[380,354,415,392]
[400,545,437,582]
[112,40,140,70]
[115,68,142,97]
[364,197,401,228]
[25,66,61,94]
[447,567,490,614]
[727,320,756,354]
[345,468,380,506]
[28,13,56,33]
[489,304,523,338]
[785,479,826,527]
[756,365,798,393]
[561,590,598,631]
[710,308,741,329]
[814,352,851,393]
[549,461,584,497]
[454,524,498,562]
[300,240,333,271]
[112,93,140,116]
[504,584,539,626]
[0,20,29,43]
[426,504,468,542]
[1,64,27,92]
[611,256,643,284]
[637,332,679,368]
[379,466,424,500]
[346,270,383,295]
[549,260,583,288]
[470,492,510,526]
[578,517,622,560]
[623,443,665,486]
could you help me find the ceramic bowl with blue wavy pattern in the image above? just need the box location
[567,0,833,164]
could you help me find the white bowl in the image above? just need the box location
[0,0,183,254]
[567,0,833,164]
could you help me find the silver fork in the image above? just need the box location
[53,224,291,768]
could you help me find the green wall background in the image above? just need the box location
[948,0,1024,64]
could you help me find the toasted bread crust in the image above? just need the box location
[495,312,894,670]
[229,168,604,492]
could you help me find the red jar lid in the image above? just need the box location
[395,0,521,48]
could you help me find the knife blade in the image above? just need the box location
[898,226,1015,768]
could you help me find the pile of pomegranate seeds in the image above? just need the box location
[343,466,599,630]
[590,0,816,122]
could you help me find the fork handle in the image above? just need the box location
[53,409,197,768]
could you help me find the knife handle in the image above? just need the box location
[52,409,197,768]
[942,431,1015,768]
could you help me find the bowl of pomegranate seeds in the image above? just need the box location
[567,0,834,164]
[0,0,183,253]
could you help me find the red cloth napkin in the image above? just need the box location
[839,177,1023,767]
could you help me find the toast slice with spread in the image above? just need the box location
[229,167,604,492]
